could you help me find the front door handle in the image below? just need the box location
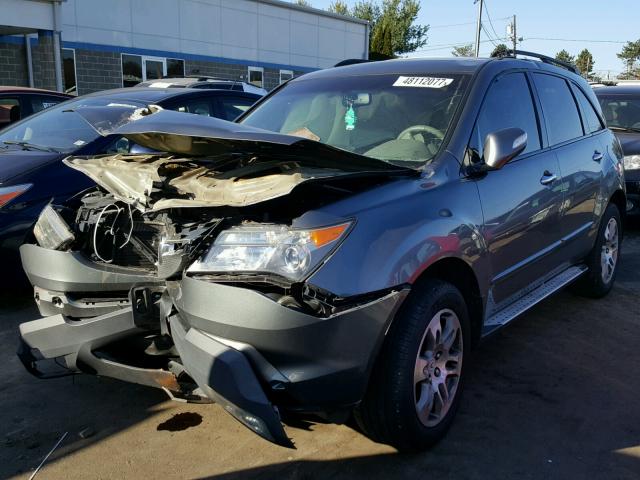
[593,151,604,162]
[540,171,557,186]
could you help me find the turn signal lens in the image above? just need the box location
[310,223,350,247]
[0,184,32,209]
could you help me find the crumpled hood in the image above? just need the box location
[64,110,411,212]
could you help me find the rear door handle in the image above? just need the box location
[540,171,557,186]
[593,151,604,162]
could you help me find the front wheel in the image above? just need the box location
[572,202,621,298]
[355,279,470,452]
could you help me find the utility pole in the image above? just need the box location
[474,0,483,58]
[511,15,517,55]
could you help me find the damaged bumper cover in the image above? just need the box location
[18,244,407,446]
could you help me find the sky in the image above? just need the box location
[295,0,639,78]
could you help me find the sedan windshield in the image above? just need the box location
[240,73,469,167]
[0,97,146,153]
[597,94,640,131]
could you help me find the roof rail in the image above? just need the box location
[333,59,371,67]
[507,49,581,75]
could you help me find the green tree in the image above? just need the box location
[451,44,474,57]
[575,49,594,78]
[347,1,428,57]
[490,43,510,58]
[328,1,349,15]
[295,0,312,7]
[555,49,575,65]
[617,39,640,77]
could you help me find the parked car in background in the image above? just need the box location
[0,87,262,282]
[0,87,72,130]
[18,55,625,451]
[595,84,640,215]
[137,76,268,95]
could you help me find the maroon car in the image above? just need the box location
[0,87,72,130]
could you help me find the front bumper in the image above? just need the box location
[18,244,407,446]
[625,177,640,216]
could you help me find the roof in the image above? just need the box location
[80,87,211,103]
[256,0,368,25]
[299,57,492,81]
[0,86,72,97]
[593,84,640,95]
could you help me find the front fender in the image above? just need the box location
[307,177,488,298]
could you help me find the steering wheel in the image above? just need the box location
[397,125,445,142]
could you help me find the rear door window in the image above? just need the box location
[216,96,257,121]
[570,85,603,134]
[173,99,213,117]
[0,97,21,127]
[30,95,67,114]
[533,73,583,145]
[471,72,541,159]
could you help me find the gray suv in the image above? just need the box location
[17,54,625,451]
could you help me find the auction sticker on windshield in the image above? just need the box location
[393,76,454,88]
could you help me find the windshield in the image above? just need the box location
[240,73,469,167]
[0,97,146,153]
[597,94,640,131]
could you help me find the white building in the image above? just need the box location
[0,0,369,94]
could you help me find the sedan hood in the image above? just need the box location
[64,110,412,212]
[0,150,62,184]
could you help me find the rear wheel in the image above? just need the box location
[355,279,470,451]
[572,203,621,298]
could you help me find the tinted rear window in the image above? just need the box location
[533,73,583,145]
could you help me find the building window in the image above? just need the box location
[122,54,143,87]
[122,54,185,86]
[279,70,293,84]
[167,58,185,78]
[248,66,264,88]
[62,48,77,95]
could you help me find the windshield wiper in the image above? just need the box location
[609,125,640,134]
[2,140,59,153]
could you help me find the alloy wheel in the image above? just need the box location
[413,309,463,427]
[600,217,619,284]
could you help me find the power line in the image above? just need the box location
[483,0,502,42]
[413,37,509,53]
[428,17,511,29]
[524,37,626,44]
[481,23,499,48]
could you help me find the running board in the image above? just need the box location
[483,265,587,334]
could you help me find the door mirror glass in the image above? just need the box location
[483,127,527,170]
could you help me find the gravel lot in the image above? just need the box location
[2,227,639,480]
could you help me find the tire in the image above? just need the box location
[355,278,470,452]
[572,203,622,298]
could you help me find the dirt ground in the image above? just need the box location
[1,228,639,480]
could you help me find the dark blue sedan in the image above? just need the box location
[0,87,261,282]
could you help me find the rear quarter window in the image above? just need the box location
[571,85,603,134]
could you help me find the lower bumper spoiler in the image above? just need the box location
[169,315,293,448]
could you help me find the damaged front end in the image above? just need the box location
[17,110,412,447]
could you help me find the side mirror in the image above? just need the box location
[483,127,527,170]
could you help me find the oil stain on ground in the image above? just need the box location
[157,412,202,432]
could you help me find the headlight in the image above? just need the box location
[33,205,75,250]
[187,222,351,281]
[624,155,640,170]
